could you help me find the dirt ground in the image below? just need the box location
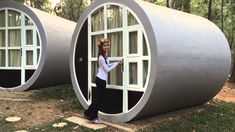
[0,83,235,129]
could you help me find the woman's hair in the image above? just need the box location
[97,38,110,66]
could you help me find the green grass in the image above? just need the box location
[141,100,235,132]
[31,84,82,111]
[0,117,15,132]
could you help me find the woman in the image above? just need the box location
[84,38,123,124]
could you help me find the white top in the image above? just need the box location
[97,55,119,81]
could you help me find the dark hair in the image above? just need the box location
[97,38,110,66]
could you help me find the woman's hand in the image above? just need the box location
[118,60,123,65]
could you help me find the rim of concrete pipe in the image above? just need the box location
[70,0,231,122]
[70,0,157,122]
[0,2,46,91]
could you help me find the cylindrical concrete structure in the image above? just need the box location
[70,0,231,122]
[0,1,76,91]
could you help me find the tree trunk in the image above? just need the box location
[166,0,170,7]
[208,0,212,21]
[221,0,224,32]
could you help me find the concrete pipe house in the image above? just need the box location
[70,0,231,122]
[0,1,76,91]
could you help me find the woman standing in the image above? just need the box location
[84,38,123,124]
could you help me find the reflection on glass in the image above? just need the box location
[129,63,137,85]
[26,30,33,45]
[92,34,104,57]
[37,33,40,46]
[0,50,5,66]
[129,31,137,54]
[0,30,5,47]
[108,61,123,85]
[8,10,21,27]
[8,50,21,67]
[143,60,148,87]
[25,16,33,25]
[143,34,148,56]
[26,51,33,65]
[108,32,123,57]
[107,5,122,29]
[91,61,98,83]
[91,8,104,32]
[127,11,138,26]
[37,49,40,63]
[8,29,21,47]
[0,10,5,27]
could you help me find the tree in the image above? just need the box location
[208,0,213,20]
[54,0,87,22]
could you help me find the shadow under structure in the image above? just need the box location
[70,0,231,122]
[0,1,76,91]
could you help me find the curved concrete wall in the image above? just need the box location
[70,0,231,122]
[0,1,76,91]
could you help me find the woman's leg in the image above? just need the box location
[85,77,106,120]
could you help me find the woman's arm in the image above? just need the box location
[99,56,118,72]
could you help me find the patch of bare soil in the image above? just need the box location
[0,92,78,128]
[214,83,235,103]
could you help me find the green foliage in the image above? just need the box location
[54,0,87,22]
[141,100,235,132]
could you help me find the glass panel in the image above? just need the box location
[0,10,5,27]
[108,61,123,86]
[37,49,40,62]
[8,50,21,67]
[92,34,104,57]
[8,10,21,27]
[0,30,5,47]
[107,5,123,29]
[91,61,98,83]
[107,32,123,57]
[129,31,138,54]
[127,11,138,26]
[37,33,40,46]
[143,34,148,56]
[129,63,138,85]
[91,7,104,32]
[26,50,33,65]
[0,50,5,66]
[25,16,33,25]
[26,30,33,45]
[8,29,21,47]
[143,60,148,87]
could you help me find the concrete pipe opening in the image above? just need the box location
[0,2,76,91]
[70,0,231,122]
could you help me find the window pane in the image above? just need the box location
[37,49,40,63]
[127,11,138,26]
[129,31,138,54]
[0,50,5,66]
[25,16,33,25]
[0,30,5,47]
[107,5,122,29]
[8,10,21,27]
[143,60,148,87]
[8,50,21,67]
[129,63,138,85]
[26,30,33,45]
[91,61,98,83]
[37,33,40,46]
[108,32,123,57]
[26,51,33,65]
[143,34,148,56]
[92,34,104,57]
[0,10,5,27]
[108,61,123,86]
[91,8,104,32]
[8,29,21,47]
